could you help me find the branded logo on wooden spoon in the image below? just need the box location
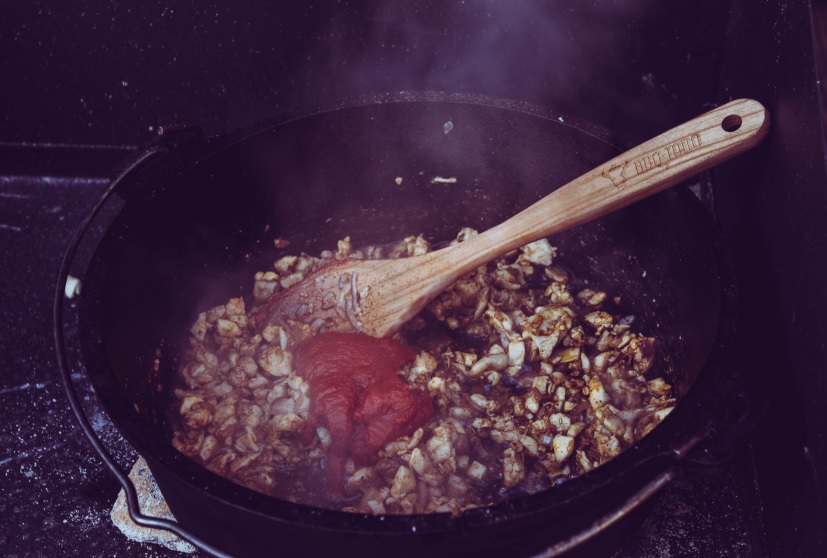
[601,162,633,190]
[602,132,703,190]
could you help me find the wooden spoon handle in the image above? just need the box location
[442,98,769,274]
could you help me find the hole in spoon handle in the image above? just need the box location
[721,114,743,132]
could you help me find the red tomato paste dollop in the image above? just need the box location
[294,332,433,493]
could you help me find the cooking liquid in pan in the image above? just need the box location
[171,228,676,514]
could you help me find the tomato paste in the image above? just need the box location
[294,332,433,493]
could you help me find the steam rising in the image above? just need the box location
[231,0,674,140]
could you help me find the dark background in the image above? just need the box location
[1,1,825,556]
[1,0,732,148]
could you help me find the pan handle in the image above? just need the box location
[531,468,679,557]
[53,142,231,557]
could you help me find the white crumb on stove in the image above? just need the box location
[65,274,82,299]
[110,456,196,554]
[431,176,457,184]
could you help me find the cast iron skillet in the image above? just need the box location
[58,92,743,557]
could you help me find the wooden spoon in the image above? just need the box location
[251,98,769,338]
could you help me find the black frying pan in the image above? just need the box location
[61,92,743,557]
